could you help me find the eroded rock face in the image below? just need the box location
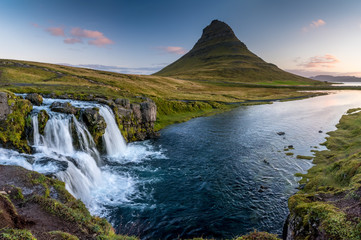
[111,98,158,142]
[25,93,43,106]
[141,100,157,123]
[50,101,79,115]
[115,98,130,108]
[0,92,11,121]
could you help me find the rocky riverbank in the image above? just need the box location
[0,91,158,154]
[284,108,361,239]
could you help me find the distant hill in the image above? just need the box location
[154,20,321,85]
[311,75,361,82]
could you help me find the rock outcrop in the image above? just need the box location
[0,91,33,153]
[50,101,79,115]
[80,107,107,148]
[0,165,133,240]
[111,98,158,141]
[0,92,11,121]
[25,93,43,106]
[37,110,49,135]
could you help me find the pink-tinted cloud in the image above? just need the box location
[298,54,340,68]
[158,46,187,55]
[88,37,114,46]
[31,23,40,28]
[71,28,103,38]
[70,27,114,46]
[302,19,326,32]
[45,27,65,37]
[64,38,83,44]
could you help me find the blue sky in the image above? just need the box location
[1,0,361,76]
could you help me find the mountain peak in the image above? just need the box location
[193,20,238,48]
[154,20,315,85]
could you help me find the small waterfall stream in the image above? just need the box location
[27,99,128,201]
[99,106,127,157]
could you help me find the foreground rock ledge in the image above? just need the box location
[0,165,136,240]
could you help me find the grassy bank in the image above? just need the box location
[288,108,361,239]
[0,59,346,131]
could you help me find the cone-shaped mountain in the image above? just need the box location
[155,20,318,85]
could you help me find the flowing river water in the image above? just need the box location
[2,90,361,239]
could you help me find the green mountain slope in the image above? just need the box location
[154,20,320,85]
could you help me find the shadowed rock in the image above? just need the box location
[25,93,43,106]
[50,102,79,115]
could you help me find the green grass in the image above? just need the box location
[0,228,36,240]
[288,109,361,239]
[0,59,334,131]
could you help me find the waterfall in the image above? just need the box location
[99,106,127,157]
[26,100,129,202]
[43,115,74,154]
[31,111,102,201]
[32,115,41,146]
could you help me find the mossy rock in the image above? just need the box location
[25,93,43,106]
[80,108,106,150]
[38,109,49,135]
[0,91,33,153]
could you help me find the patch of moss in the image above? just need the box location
[234,230,280,240]
[0,92,32,153]
[38,109,49,134]
[296,155,313,160]
[289,110,361,239]
[0,228,36,240]
[48,231,79,240]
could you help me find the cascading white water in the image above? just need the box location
[43,115,74,154]
[32,115,41,146]
[31,111,102,201]
[27,103,129,202]
[99,106,127,157]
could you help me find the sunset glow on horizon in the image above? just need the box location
[1,0,360,77]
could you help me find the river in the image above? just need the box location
[2,90,361,239]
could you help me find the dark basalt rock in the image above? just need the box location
[25,93,43,106]
[80,108,107,149]
[50,101,79,115]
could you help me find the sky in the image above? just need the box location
[1,0,361,77]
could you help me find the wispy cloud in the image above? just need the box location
[70,27,114,47]
[35,24,113,47]
[302,19,326,32]
[297,54,339,68]
[158,46,187,55]
[45,27,65,37]
[64,38,83,44]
